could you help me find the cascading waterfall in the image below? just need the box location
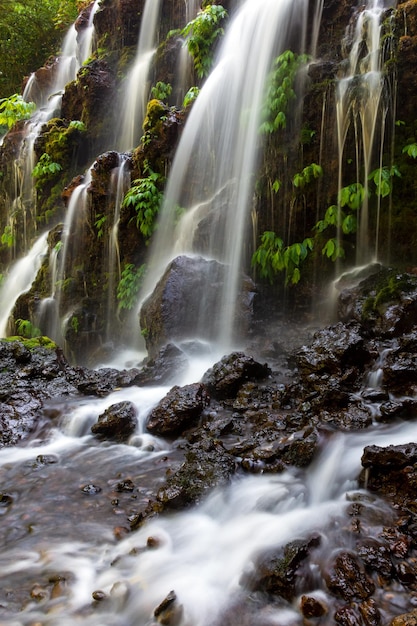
[38,168,93,346]
[0,232,48,337]
[106,156,131,341]
[9,1,100,257]
[116,0,163,152]
[335,0,396,266]
[141,0,309,350]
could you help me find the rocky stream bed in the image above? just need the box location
[1,266,417,625]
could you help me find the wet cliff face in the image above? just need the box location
[1,0,417,364]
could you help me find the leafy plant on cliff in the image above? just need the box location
[260,50,310,134]
[117,263,146,311]
[0,94,36,132]
[181,5,228,79]
[183,87,200,108]
[122,164,164,239]
[252,231,313,285]
[32,153,62,188]
[151,82,172,103]
[15,318,41,339]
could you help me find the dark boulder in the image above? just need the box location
[337,267,417,338]
[324,551,375,601]
[295,322,371,378]
[91,400,138,442]
[139,255,256,358]
[146,383,210,436]
[132,343,189,386]
[242,536,320,602]
[359,443,417,506]
[156,437,235,510]
[202,352,271,399]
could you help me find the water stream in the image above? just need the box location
[335,0,396,266]
[0,366,415,625]
[116,0,163,152]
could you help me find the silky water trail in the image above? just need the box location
[335,0,396,269]
[116,0,163,152]
[0,1,100,340]
[7,0,100,257]
[1,1,416,625]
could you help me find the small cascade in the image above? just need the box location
[0,232,48,337]
[173,0,201,106]
[335,0,395,266]
[141,0,309,350]
[39,168,93,346]
[9,1,100,259]
[106,156,131,341]
[116,0,163,151]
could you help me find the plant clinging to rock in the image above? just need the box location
[181,5,228,79]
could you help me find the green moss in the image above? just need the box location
[2,336,57,350]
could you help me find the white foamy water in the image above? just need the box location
[0,399,414,626]
[140,0,309,352]
[0,232,48,336]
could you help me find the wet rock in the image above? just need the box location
[359,443,417,506]
[0,339,78,446]
[382,333,417,394]
[324,551,375,601]
[337,267,417,337]
[242,535,320,602]
[146,383,210,437]
[156,438,236,510]
[154,590,183,626]
[391,609,417,626]
[139,255,255,358]
[300,594,328,618]
[133,344,189,386]
[358,598,382,625]
[202,352,271,399]
[91,401,138,442]
[319,403,373,431]
[74,367,121,396]
[81,484,102,495]
[295,322,371,378]
[356,538,393,578]
[335,604,364,625]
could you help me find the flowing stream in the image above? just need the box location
[0,359,415,625]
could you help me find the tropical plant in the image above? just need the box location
[0,0,81,97]
[1,224,15,249]
[183,86,200,108]
[122,164,164,239]
[151,81,172,103]
[117,263,146,310]
[15,318,41,339]
[32,153,62,188]
[94,214,107,239]
[292,163,323,188]
[260,50,310,134]
[181,4,228,78]
[0,94,36,132]
[252,231,314,285]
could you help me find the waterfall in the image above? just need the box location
[116,0,163,152]
[39,168,93,346]
[141,0,309,350]
[11,0,100,258]
[335,0,396,266]
[0,232,48,337]
[106,156,131,341]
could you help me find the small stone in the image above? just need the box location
[80,483,102,495]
